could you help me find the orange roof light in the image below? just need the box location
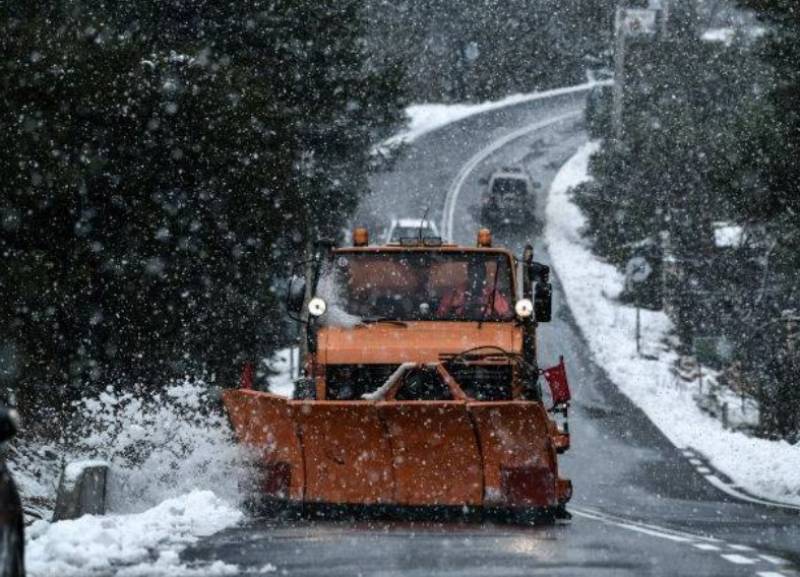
[477,228,492,247]
[353,227,369,247]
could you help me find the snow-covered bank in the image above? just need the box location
[18,380,257,575]
[71,380,253,513]
[386,81,609,146]
[26,490,243,577]
[14,380,253,521]
[545,142,800,507]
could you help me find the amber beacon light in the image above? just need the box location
[353,227,369,246]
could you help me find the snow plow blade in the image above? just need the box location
[223,389,567,511]
[378,401,483,506]
[468,402,557,507]
[223,390,304,501]
[294,401,394,504]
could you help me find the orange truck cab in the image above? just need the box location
[223,228,573,521]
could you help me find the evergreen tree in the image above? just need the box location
[734,0,800,305]
[0,0,404,418]
[366,0,616,102]
[577,1,798,439]
[733,0,800,439]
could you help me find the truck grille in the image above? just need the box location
[325,363,514,401]
[326,364,399,400]
[444,364,513,401]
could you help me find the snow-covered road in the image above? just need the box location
[183,85,800,576]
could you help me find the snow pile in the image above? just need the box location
[546,142,800,506]
[701,27,736,44]
[701,26,766,45]
[67,379,254,513]
[386,81,608,146]
[19,381,260,575]
[26,490,243,577]
[712,221,744,248]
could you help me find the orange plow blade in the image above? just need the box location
[468,402,557,508]
[222,389,304,501]
[293,401,394,505]
[378,401,483,506]
[223,390,566,510]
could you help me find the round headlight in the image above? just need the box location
[515,298,534,319]
[308,297,327,317]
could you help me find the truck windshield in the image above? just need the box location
[493,178,528,197]
[318,251,515,323]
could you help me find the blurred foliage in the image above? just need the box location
[365,0,616,102]
[579,2,799,439]
[0,1,405,419]
[735,0,800,439]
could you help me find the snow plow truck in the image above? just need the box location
[223,228,573,521]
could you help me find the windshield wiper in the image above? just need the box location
[358,317,408,327]
[479,260,501,328]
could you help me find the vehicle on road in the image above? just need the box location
[383,217,440,244]
[478,166,539,230]
[226,228,572,522]
[0,407,24,577]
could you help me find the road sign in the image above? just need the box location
[693,335,733,365]
[613,6,660,141]
[620,8,657,36]
[626,256,653,284]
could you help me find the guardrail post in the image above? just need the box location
[53,461,109,521]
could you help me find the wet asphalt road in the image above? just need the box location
[186,89,800,576]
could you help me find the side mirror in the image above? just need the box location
[286,275,306,314]
[534,282,552,323]
[530,262,552,323]
[478,176,489,186]
[0,408,18,443]
[530,261,549,284]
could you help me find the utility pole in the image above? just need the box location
[612,3,661,142]
[612,6,626,143]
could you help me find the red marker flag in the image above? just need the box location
[240,362,254,390]
[542,356,571,406]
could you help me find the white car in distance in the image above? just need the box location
[384,218,441,244]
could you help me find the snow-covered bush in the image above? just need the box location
[65,379,254,513]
